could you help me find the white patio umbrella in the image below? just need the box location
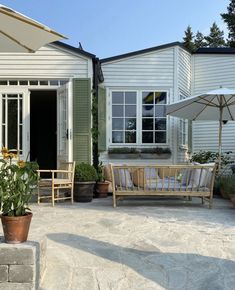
[0,5,66,53]
[167,87,235,170]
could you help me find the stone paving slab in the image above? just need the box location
[2,196,235,290]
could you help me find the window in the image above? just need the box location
[180,119,187,146]
[142,91,167,143]
[2,94,23,154]
[112,91,137,143]
[111,90,167,145]
[179,95,187,146]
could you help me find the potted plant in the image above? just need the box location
[0,148,39,244]
[219,175,235,206]
[74,163,97,202]
[96,162,109,198]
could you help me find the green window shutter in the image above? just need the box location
[73,78,92,164]
[98,86,106,152]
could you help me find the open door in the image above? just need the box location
[30,90,57,169]
[57,81,73,166]
[0,88,29,160]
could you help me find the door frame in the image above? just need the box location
[0,87,29,159]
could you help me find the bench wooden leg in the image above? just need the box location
[113,194,117,208]
[201,197,205,204]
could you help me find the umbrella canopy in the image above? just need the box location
[0,5,66,53]
[167,87,235,170]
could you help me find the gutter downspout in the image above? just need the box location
[92,57,104,168]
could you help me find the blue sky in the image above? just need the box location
[1,0,229,58]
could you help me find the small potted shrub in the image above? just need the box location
[219,175,235,206]
[74,163,97,202]
[96,162,109,198]
[0,148,39,243]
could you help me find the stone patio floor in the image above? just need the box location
[14,197,235,289]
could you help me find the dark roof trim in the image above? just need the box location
[194,47,235,54]
[101,42,188,63]
[52,41,96,58]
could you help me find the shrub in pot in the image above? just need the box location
[0,148,39,243]
[219,175,235,205]
[96,162,109,198]
[74,163,97,202]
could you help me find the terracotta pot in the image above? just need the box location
[220,187,230,199]
[0,212,32,244]
[96,181,109,198]
[74,181,95,202]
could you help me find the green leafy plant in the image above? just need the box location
[108,147,171,155]
[140,147,171,154]
[75,163,98,182]
[96,161,106,182]
[108,147,139,154]
[190,150,232,167]
[0,148,39,217]
[219,175,235,198]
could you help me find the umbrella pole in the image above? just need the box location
[218,106,223,172]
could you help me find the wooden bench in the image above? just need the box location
[110,164,217,208]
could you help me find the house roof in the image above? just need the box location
[52,41,96,58]
[101,42,188,63]
[194,47,235,54]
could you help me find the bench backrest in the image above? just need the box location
[110,164,217,193]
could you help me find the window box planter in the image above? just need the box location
[140,153,171,159]
[108,148,171,159]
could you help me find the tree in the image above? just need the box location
[183,26,196,52]
[221,0,235,47]
[194,31,207,49]
[204,22,226,47]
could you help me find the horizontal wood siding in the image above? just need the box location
[176,48,191,163]
[101,47,176,165]
[178,48,191,96]
[192,54,235,155]
[193,54,235,94]
[0,44,90,78]
[102,48,174,87]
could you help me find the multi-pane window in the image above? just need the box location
[180,119,187,146]
[111,90,167,145]
[112,91,137,143]
[2,94,23,154]
[142,91,167,143]
[179,95,187,146]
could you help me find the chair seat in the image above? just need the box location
[37,161,75,206]
[39,178,71,186]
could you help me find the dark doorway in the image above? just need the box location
[30,90,57,170]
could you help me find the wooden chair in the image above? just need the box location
[37,161,75,206]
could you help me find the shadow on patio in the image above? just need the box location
[47,232,235,289]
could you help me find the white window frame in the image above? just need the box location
[0,88,29,159]
[109,89,169,147]
[179,95,188,148]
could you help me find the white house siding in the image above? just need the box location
[0,44,91,79]
[177,48,192,163]
[178,48,191,96]
[102,48,174,87]
[192,54,235,156]
[100,46,182,165]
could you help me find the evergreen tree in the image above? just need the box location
[183,26,196,52]
[221,0,235,47]
[194,31,207,49]
[204,22,226,47]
